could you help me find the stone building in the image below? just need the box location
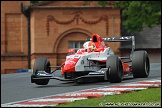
[1,1,121,74]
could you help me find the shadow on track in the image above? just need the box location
[34,76,136,88]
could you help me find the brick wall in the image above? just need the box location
[1,1,30,74]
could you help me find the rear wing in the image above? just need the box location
[102,36,135,53]
[87,36,135,58]
[87,36,135,52]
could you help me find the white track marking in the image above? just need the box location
[31,97,87,102]
[121,83,160,87]
[62,92,120,96]
[96,87,147,91]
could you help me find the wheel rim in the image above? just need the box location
[119,63,123,78]
[145,57,149,76]
[118,61,123,79]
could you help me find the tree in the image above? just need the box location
[30,1,41,5]
[113,1,161,33]
[84,1,161,33]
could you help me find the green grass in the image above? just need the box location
[54,88,161,107]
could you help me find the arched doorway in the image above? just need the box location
[56,32,90,65]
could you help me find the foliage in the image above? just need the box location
[30,1,41,5]
[113,1,161,33]
[84,1,161,33]
[97,1,107,7]
[83,1,107,7]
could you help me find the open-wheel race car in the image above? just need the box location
[31,34,150,85]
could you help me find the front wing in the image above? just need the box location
[31,68,109,83]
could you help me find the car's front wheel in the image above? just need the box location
[32,58,51,85]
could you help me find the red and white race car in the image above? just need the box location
[31,34,150,85]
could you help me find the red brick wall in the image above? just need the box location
[1,1,30,74]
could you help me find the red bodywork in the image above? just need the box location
[61,34,132,75]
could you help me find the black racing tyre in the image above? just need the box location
[106,55,123,83]
[33,58,51,85]
[132,51,150,78]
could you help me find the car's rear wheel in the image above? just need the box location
[132,51,150,78]
[106,55,123,83]
[32,58,51,85]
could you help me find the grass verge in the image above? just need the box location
[55,87,161,107]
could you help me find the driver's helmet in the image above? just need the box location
[83,41,96,52]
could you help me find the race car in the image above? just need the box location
[31,34,150,85]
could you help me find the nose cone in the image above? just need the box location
[63,55,80,72]
[64,63,75,72]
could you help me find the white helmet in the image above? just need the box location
[83,41,96,52]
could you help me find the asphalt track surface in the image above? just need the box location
[1,63,161,104]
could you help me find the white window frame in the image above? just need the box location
[68,41,84,49]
